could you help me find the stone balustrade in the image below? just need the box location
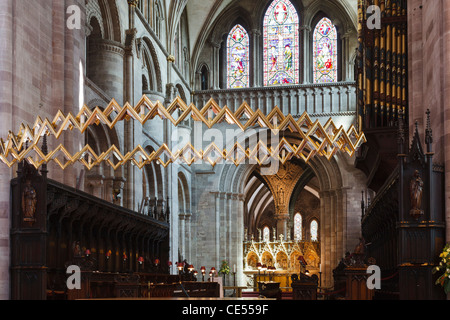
[193,82,357,118]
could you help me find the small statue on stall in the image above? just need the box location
[409,170,424,219]
[72,241,82,258]
[22,179,37,223]
[352,237,367,267]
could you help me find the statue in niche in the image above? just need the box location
[22,179,37,223]
[72,241,82,258]
[409,170,424,219]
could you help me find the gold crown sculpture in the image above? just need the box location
[0,96,366,170]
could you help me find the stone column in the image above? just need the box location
[211,41,221,89]
[184,212,192,262]
[179,212,186,260]
[251,29,262,87]
[226,193,233,262]
[320,190,332,288]
[237,194,246,286]
[87,40,125,105]
[301,25,312,83]
[444,0,450,244]
[341,30,353,81]
[213,192,221,268]
[0,0,13,300]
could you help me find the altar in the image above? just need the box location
[243,236,321,291]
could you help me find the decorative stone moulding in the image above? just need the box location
[0,95,366,170]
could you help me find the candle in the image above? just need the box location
[320,264,322,273]
[234,264,236,273]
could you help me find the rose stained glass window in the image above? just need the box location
[263,0,300,86]
[313,17,338,83]
[227,24,250,88]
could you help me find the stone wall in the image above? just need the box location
[408,0,450,241]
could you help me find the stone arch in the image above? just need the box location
[246,251,259,269]
[261,251,274,267]
[177,171,190,214]
[175,83,187,103]
[85,100,122,178]
[196,63,210,91]
[142,144,165,200]
[217,129,347,284]
[209,6,254,46]
[275,251,288,269]
[304,0,357,32]
[97,0,122,43]
[141,37,163,93]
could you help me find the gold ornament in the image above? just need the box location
[0,96,366,170]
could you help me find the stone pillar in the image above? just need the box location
[444,0,450,245]
[184,212,192,262]
[226,193,233,262]
[213,192,221,269]
[179,212,186,260]
[251,29,262,87]
[275,212,289,240]
[87,40,125,105]
[237,194,246,286]
[0,0,13,300]
[341,30,353,81]
[211,41,221,89]
[320,190,332,288]
[301,25,312,83]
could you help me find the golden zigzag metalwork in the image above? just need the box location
[0,96,366,170]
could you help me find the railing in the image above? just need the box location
[193,82,357,118]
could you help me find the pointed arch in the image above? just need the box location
[98,0,122,43]
[313,17,338,83]
[263,0,300,86]
[227,24,250,89]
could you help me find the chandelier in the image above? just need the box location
[0,96,366,170]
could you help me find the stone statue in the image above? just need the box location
[72,241,82,258]
[410,170,424,219]
[22,179,37,223]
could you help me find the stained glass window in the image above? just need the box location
[263,0,300,86]
[294,213,302,241]
[227,24,250,88]
[310,220,319,241]
[263,226,270,242]
[313,17,338,83]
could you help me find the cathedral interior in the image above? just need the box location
[0,0,449,302]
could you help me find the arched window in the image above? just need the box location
[227,24,250,88]
[263,0,300,86]
[313,17,338,83]
[310,220,319,241]
[263,226,270,242]
[294,213,302,241]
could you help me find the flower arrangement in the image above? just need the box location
[219,260,230,275]
[433,244,450,294]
